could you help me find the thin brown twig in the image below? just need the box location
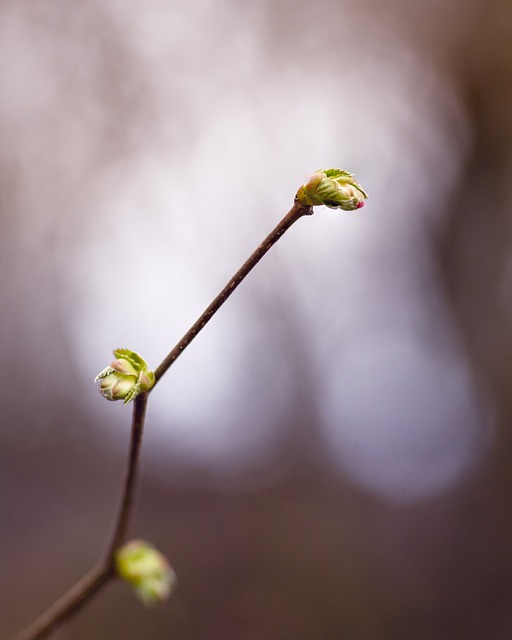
[153,200,313,383]
[11,199,312,640]
[13,565,110,640]
[13,393,149,640]
[104,393,148,563]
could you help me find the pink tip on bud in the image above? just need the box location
[356,201,365,209]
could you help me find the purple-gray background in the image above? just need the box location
[2,0,512,638]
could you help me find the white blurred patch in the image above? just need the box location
[319,336,494,503]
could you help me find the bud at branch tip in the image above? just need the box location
[296,168,368,211]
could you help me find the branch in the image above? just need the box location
[13,565,110,640]
[11,199,313,640]
[153,200,313,383]
[104,393,148,562]
[12,394,149,640]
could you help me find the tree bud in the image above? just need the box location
[94,349,155,404]
[116,539,176,606]
[296,168,368,211]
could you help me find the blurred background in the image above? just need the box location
[2,0,512,637]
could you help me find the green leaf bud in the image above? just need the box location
[296,168,368,211]
[110,358,139,376]
[94,349,155,404]
[116,540,176,606]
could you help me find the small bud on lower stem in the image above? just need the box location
[116,540,176,606]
